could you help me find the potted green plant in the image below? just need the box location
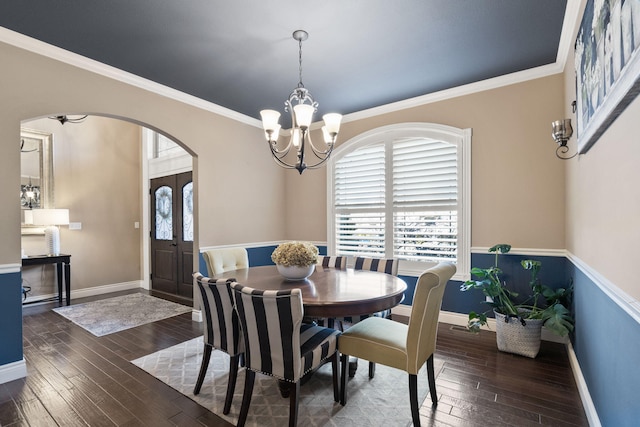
[460,244,574,357]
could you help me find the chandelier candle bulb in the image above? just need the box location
[292,128,301,147]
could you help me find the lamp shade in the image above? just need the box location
[260,109,281,132]
[293,104,314,129]
[29,209,70,226]
[322,113,342,135]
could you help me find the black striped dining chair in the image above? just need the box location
[193,273,244,415]
[317,255,347,270]
[231,282,341,427]
[312,255,347,327]
[333,256,399,378]
[336,257,399,326]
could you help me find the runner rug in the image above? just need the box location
[131,336,444,427]
[52,293,192,337]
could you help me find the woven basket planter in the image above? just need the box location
[494,310,544,358]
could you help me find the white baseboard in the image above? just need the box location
[0,358,27,385]
[192,309,202,322]
[70,280,142,299]
[22,280,143,306]
[567,341,601,427]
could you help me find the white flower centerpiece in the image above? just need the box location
[271,241,319,280]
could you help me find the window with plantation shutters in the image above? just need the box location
[334,143,386,257]
[328,124,470,279]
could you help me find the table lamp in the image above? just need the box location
[27,208,70,256]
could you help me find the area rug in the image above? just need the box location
[131,336,444,427]
[53,293,192,337]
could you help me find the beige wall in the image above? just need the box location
[287,75,567,250]
[564,24,640,300]
[1,40,286,269]
[21,116,142,293]
[4,35,571,295]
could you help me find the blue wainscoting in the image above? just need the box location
[569,263,640,427]
[198,244,327,276]
[198,246,571,316]
[0,271,24,366]
[441,252,570,316]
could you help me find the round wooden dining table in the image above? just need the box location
[212,264,407,318]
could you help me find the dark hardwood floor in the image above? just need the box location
[0,290,589,426]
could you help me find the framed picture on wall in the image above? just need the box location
[575,0,640,153]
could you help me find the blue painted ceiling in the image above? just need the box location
[0,0,568,122]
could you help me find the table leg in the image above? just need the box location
[56,262,63,305]
[64,261,71,305]
[348,357,358,378]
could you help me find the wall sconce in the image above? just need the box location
[25,209,70,256]
[551,119,577,159]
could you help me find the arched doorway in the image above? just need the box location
[19,114,196,305]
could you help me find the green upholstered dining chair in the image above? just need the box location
[231,282,341,427]
[338,262,456,427]
[203,247,249,276]
[192,273,243,415]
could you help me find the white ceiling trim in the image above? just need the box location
[0,26,261,128]
[555,0,585,70]
[342,62,565,124]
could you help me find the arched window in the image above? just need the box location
[327,123,471,279]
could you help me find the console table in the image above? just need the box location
[22,254,71,306]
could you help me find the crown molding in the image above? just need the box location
[342,62,564,124]
[556,0,586,69]
[1,0,579,130]
[0,26,261,128]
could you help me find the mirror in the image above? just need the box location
[21,128,54,231]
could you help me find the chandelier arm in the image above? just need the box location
[269,142,294,163]
[268,139,293,156]
[269,145,297,169]
[305,134,333,157]
[303,147,335,169]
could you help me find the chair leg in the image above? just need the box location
[331,352,339,402]
[237,369,255,427]
[193,344,212,395]
[409,373,421,427]
[340,353,348,405]
[288,380,300,427]
[426,354,438,406]
[369,361,376,378]
[223,354,241,415]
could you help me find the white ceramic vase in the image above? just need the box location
[276,264,315,281]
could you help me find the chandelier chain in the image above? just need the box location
[298,37,304,88]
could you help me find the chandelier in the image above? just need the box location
[49,115,88,125]
[260,30,342,174]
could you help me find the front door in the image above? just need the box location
[150,171,193,303]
